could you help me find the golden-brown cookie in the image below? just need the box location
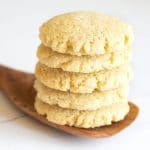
[35,62,132,93]
[39,11,133,56]
[37,44,131,73]
[35,98,130,128]
[34,80,129,110]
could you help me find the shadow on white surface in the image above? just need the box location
[0,92,24,122]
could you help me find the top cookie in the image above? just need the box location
[39,11,133,56]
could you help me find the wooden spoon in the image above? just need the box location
[0,64,139,138]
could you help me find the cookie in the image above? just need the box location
[35,62,132,93]
[35,98,130,128]
[39,11,133,56]
[34,80,129,110]
[37,44,131,73]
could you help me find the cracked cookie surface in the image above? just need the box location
[37,44,131,73]
[34,80,129,110]
[35,62,132,93]
[35,98,130,128]
[39,11,133,56]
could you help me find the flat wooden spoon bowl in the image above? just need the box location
[0,64,139,138]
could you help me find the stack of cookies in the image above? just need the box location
[34,11,133,128]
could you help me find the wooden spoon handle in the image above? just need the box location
[0,64,11,90]
[0,65,18,91]
[0,64,35,95]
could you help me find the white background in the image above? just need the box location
[0,0,150,150]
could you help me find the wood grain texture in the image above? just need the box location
[0,64,139,138]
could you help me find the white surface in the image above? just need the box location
[0,0,149,149]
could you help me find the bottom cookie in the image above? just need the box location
[34,98,130,128]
